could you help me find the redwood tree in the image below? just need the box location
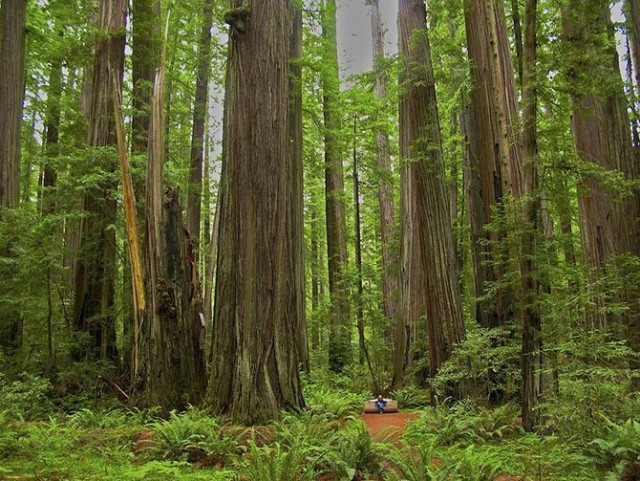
[0,0,27,354]
[321,0,351,372]
[520,0,543,432]
[368,0,397,349]
[396,0,466,391]
[562,0,640,381]
[72,0,126,362]
[463,0,522,330]
[186,0,214,246]
[290,0,309,373]
[141,25,207,408]
[205,0,305,424]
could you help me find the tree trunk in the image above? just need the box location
[627,0,640,91]
[562,0,640,383]
[310,204,321,351]
[131,0,161,154]
[0,0,26,212]
[142,41,207,409]
[352,119,366,366]
[463,0,521,331]
[186,0,214,246]
[398,0,466,393]
[0,0,27,355]
[520,0,543,432]
[42,43,63,215]
[290,0,309,373]
[72,0,126,363]
[511,0,524,89]
[203,200,220,334]
[461,92,488,327]
[205,0,305,424]
[369,0,397,350]
[321,0,351,372]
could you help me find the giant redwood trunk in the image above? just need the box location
[322,0,352,372]
[142,42,207,409]
[627,0,640,91]
[463,0,522,329]
[0,0,26,354]
[562,0,640,381]
[520,0,543,432]
[72,0,126,363]
[131,0,161,154]
[0,0,25,212]
[369,0,397,349]
[205,0,305,424]
[397,0,466,390]
[290,0,309,373]
[186,0,214,246]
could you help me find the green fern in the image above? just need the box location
[67,407,129,429]
[386,441,442,481]
[336,421,386,478]
[236,441,317,481]
[304,386,363,419]
[440,445,504,481]
[146,409,237,464]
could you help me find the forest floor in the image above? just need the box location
[360,412,420,443]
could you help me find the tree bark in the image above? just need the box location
[290,0,309,373]
[131,0,161,154]
[562,0,640,383]
[369,0,397,350]
[463,0,521,330]
[0,0,26,211]
[72,0,126,363]
[186,0,214,246]
[142,38,207,409]
[42,41,63,216]
[398,0,466,392]
[520,0,543,432]
[627,0,640,91]
[321,0,352,372]
[352,119,365,366]
[205,0,305,424]
[0,0,27,355]
[511,0,524,89]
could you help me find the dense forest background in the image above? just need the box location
[1,0,639,479]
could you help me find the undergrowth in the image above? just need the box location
[0,377,631,481]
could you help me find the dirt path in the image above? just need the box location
[360,412,420,443]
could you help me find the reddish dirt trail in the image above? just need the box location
[360,412,420,443]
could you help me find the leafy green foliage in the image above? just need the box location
[386,441,441,481]
[431,326,520,401]
[68,407,132,429]
[439,445,504,481]
[391,386,431,409]
[587,417,640,477]
[146,408,238,465]
[0,372,52,419]
[404,402,522,447]
[235,441,317,481]
[335,421,386,477]
[303,383,364,419]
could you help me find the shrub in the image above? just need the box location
[235,441,317,481]
[146,408,238,465]
[391,386,430,409]
[304,386,363,419]
[386,441,441,481]
[403,402,522,448]
[587,416,640,478]
[335,421,386,478]
[0,372,52,419]
[440,445,504,481]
